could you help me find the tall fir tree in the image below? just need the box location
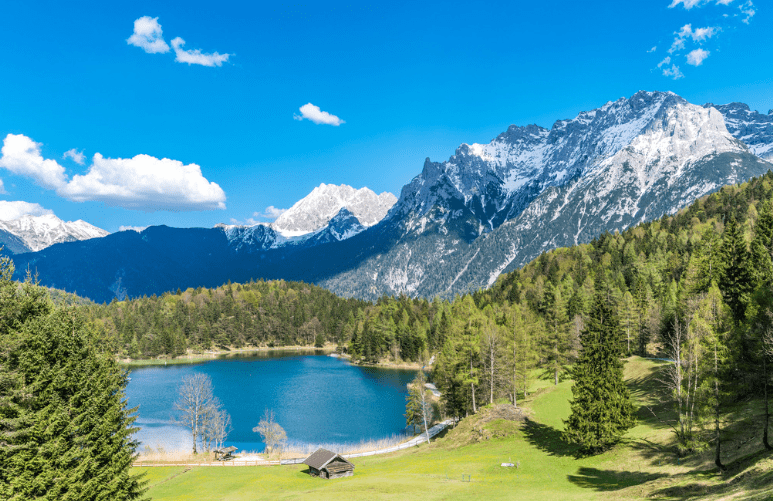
[751,201,773,287]
[750,201,773,450]
[0,257,146,500]
[719,217,754,323]
[563,291,636,454]
[541,282,571,385]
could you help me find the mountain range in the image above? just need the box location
[0,214,107,254]
[9,91,773,303]
[216,184,397,252]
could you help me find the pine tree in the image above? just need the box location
[751,201,773,287]
[719,217,754,323]
[563,292,636,454]
[750,201,773,450]
[541,282,570,385]
[0,258,146,500]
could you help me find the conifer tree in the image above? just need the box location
[563,291,636,454]
[750,202,773,450]
[541,282,570,385]
[719,217,754,323]
[751,201,773,287]
[0,257,145,500]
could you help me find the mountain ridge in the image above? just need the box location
[8,90,773,302]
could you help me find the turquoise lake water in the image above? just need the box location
[125,352,417,453]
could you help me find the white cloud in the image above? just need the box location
[686,48,710,65]
[128,17,231,67]
[663,64,685,79]
[60,153,226,210]
[293,103,345,126]
[118,225,148,233]
[63,148,85,165]
[171,37,230,67]
[0,134,226,212]
[127,16,170,54]
[229,206,288,226]
[668,37,686,54]
[257,206,287,220]
[669,0,735,9]
[692,26,718,41]
[677,24,719,42]
[0,201,52,221]
[0,134,67,190]
[668,24,719,55]
[648,46,658,53]
[740,1,756,23]
[657,56,672,68]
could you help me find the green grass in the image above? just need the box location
[138,357,773,500]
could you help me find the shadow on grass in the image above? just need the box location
[567,467,666,491]
[648,448,773,500]
[521,418,579,457]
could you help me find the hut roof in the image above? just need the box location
[303,448,354,470]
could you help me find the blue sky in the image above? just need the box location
[0,0,769,232]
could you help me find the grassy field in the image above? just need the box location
[137,357,773,500]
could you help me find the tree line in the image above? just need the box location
[73,171,773,459]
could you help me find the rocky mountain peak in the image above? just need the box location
[390,90,695,239]
[0,213,108,252]
[273,183,396,234]
[708,102,773,160]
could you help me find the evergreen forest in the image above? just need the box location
[72,171,773,456]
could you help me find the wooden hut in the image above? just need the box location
[213,446,238,461]
[303,448,355,479]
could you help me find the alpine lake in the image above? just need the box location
[125,351,418,454]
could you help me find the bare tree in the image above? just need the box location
[481,322,501,405]
[253,410,287,458]
[659,318,686,441]
[174,373,217,454]
[201,399,233,452]
[405,371,434,444]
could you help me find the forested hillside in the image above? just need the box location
[77,171,773,454]
[82,280,369,358]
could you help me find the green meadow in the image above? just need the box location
[138,357,773,500]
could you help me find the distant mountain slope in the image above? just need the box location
[9,91,772,302]
[316,92,771,298]
[216,184,396,252]
[0,214,108,252]
[707,102,773,160]
[273,183,396,233]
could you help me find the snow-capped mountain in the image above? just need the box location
[9,91,773,303]
[317,91,771,298]
[273,184,396,234]
[217,184,396,252]
[708,102,773,160]
[303,207,366,246]
[0,214,108,253]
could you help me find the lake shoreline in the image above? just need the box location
[120,345,428,371]
[118,344,336,367]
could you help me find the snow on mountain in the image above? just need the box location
[0,214,109,252]
[218,184,396,252]
[391,91,683,239]
[318,91,772,299]
[214,222,286,253]
[8,90,773,304]
[273,184,397,234]
[303,207,366,246]
[709,102,773,160]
